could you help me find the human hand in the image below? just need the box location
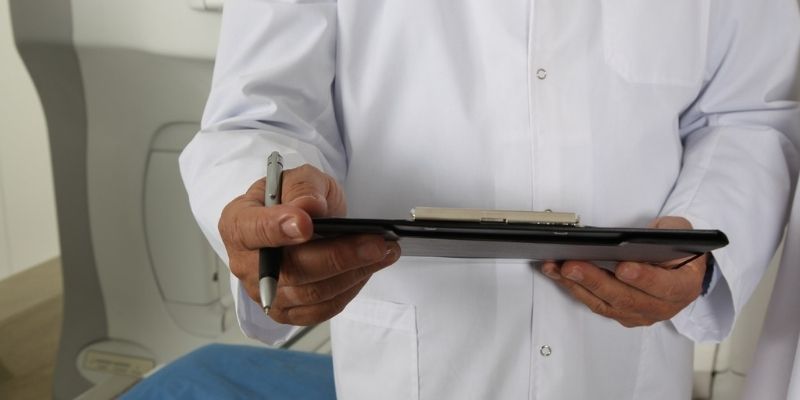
[541,216,707,328]
[218,164,401,326]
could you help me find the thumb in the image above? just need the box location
[649,216,706,272]
[281,164,347,218]
[649,216,693,230]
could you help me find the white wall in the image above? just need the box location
[0,0,60,279]
[0,160,9,276]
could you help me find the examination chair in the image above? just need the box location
[120,344,335,399]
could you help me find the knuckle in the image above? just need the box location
[326,295,352,319]
[581,275,602,291]
[228,254,255,281]
[289,306,327,326]
[613,293,637,312]
[620,316,658,328]
[301,285,324,305]
[218,195,248,240]
[318,284,364,322]
[247,178,267,195]
[662,282,685,300]
[218,212,230,238]
[353,266,374,281]
[245,286,260,303]
[269,309,290,325]
[690,278,704,297]
[258,214,283,245]
[325,245,352,273]
[312,309,338,325]
[656,307,680,322]
[555,275,574,289]
[286,311,310,326]
[619,319,642,328]
[284,166,322,194]
[295,163,321,176]
[282,250,310,286]
[619,320,636,328]
[641,275,660,292]
[639,319,657,327]
[586,300,609,316]
[218,212,236,244]
[229,262,247,281]
[231,214,253,246]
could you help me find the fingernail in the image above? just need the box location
[542,264,561,280]
[357,242,383,261]
[280,217,303,239]
[385,243,400,260]
[565,267,583,282]
[618,264,639,281]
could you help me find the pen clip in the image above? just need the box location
[266,152,283,206]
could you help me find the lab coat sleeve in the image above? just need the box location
[667,0,800,342]
[178,0,345,345]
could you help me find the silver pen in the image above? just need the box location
[259,151,284,313]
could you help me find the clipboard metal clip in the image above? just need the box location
[410,207,581,226]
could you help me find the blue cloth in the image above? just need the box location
[121,344,336,399]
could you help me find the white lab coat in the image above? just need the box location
[179,0,800,398]
[742,180,800,400]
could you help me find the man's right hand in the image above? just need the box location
[218,164,401,326]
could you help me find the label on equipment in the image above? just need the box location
[83,350,155,377]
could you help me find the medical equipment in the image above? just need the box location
[7,1,328,398]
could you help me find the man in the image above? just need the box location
[179,0,800,398]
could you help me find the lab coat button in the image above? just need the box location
[536,68,548,80]
[539,345,552,357]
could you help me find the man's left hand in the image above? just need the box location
[541,216,707,328]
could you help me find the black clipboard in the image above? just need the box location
[312,218,728,264]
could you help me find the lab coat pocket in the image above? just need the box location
[330,297,419,400]
[600,0,710,86]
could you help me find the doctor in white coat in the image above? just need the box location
[179,0,800,398]
[742,178,800,400]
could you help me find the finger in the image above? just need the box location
[220,204,314,251]
[541,261,563,280]
[549,268,636,322]
[645,215,700,269]
[238,167,339,216]
[271,277,370,326]
[549,269,656,327]
[559,261,662,314]
[615,257,706,302]
[241,273,260,303]
[646,216,699,269]
[655,253,704,270]
[282,236,399,286]
[649,215,693,230]
[222,165,347,250]
[241,177,268,205]
[281,164,347,217]
[277,245,401,307]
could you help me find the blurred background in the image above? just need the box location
[0,0,793,399]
